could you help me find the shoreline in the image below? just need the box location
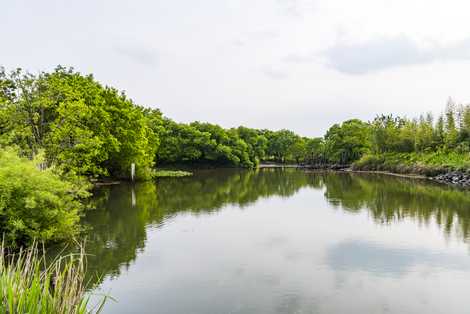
[314,167,470,189]
[340,168,429,180]
[91,165,470,189]
[258,164,470,189]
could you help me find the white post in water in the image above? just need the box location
[131,163,135,182]
[131,187,136,207]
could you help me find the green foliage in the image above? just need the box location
[0,148,89,247]
[5,64,470,177]
[0,67,159,180]
[323,119,371,164]
[264,129,299,162]
[349,98,470,174]
[0,243,107,313]
[156,121,311,167]
[352,151,470,176]
[1,65,320,173]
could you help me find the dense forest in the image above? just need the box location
[1,65,470,246]
[0,66,319,180]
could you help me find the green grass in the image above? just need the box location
[352,151,470,176]
[154,170,193,178]
[0,243,108,314]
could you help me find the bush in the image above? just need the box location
[0,148,90,247]
[351,154,384,171]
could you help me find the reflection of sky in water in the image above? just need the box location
[83,170,470,314]
[327,239,470,276]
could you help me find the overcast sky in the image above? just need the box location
[3,0,470,136]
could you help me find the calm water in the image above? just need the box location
[79,169,470,314]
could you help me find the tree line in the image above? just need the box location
[2,66,469,178]
[304,98,470,170]
[0,66,325,180]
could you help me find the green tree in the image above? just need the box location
[445,98,458,148]
[324,119,371,163]
[0,67,159,179]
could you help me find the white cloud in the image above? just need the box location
[3,0,470,136]
[323,36,470,74]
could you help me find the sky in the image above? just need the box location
[2,0,470,137]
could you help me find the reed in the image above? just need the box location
[0,243,107,314]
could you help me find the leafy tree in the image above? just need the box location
[305,138,325,163]
[290,138,307,163]
[324,119,371,163]
[0,67,158,179]
[264,129,299,162]
[445,98,458,148]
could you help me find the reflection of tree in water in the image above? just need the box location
[321,172,470,239]
[155,168,322,213]
[80,183,158,283]
[68,169,470,288]
[73,168,321,287]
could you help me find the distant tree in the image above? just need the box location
[444,97,459,148]
[324,119,371,164]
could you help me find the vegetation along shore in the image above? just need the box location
[2,66,470,246]
[2,65,470,311]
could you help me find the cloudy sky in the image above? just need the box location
[3,0,470,136]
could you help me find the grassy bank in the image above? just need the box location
[154,170,193,178]
[0,243,107,313]
[352,151,470,176]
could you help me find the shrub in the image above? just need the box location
[0,148,90,247]
[352,151,470,176]
[352,154,384,171]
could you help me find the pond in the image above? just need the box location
[80,169,470,314]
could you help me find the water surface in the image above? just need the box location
[81,169,470,314]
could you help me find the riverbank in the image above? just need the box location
[341,169,428,179]
[259,163,301,168]
[350,152,470,188]
[260,157,470,188]
[259,163,350,170]
[306,167,470,188]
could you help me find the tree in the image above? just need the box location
[324,119,371,164]
[0,67,159,179]
[265,129,299,162]
[305,138,325,163]
[290,138,307,164]
[445,98,458,148]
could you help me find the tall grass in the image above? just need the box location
[352,151,470,176]
[0,243,107,314]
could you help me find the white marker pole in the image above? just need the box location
[131,163,135,182]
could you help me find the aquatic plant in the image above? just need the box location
[0,243,108,314]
